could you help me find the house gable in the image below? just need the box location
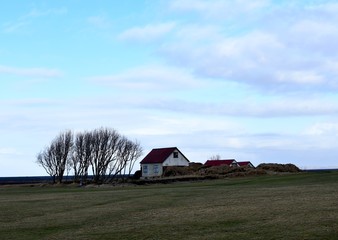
[162,149,189,167]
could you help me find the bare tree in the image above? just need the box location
[118,139,143,180]
[71,131,92,184]
[54,130,73,183]
[210,154,221,160]
[127,140,142,176]
[37,147,58,184]
[37,127,143,185]
[90,129,143,183]
[90,128,120,184]
[36,130,73,183]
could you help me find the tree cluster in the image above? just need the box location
[36,128,142,184]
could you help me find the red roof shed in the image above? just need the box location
[204,159,238,167]
[237,161,255,168]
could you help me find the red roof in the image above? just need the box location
[140,147,185,164]
[204,159,237,167]
[237,161,254,167]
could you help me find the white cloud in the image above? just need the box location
[88,65,201,90]
[118,22,176,42]
[2,94,338,175]
[286,19,338,55]
[133,97,338,118]
[169,0,269,19]
[26,8,67,18]
[157,1,338,93]
[128,115,242,137]
[174,24,222,42]
[0,65,62,78]
[275,70,324,84]
[163,27,338,91]
[305,122,338,136]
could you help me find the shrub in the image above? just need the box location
[159,162,300,179]
[189,162,203,171]
[257,163,301,173]
[163,166,196,177]
[133,170,142,179]
[199,165,231,175]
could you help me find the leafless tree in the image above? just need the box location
[118,139,143,180]
[71,131,92,184]
[210,154,221,160]
[54,130,73,183]
[37,146,58,183]
[89,129,143,183]
[90,128,120,184]
[37,127,143,184]
[106,136,127,180]
[36,130,73,183]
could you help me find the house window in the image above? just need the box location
[173,152,178,158]
[143,165,148,174]
[153,165,159,174]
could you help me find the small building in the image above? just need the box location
[237,161,255,168]
[204,159,239,167]
[140,147,190,178]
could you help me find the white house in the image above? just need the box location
[140,147,190,178]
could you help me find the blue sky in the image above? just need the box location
[1,0,338,176]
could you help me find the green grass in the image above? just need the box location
[1,171,338,239]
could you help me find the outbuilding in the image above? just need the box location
[204,159,239,167]
[237,161,255,168]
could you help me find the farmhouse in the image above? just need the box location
[204,159,239,167]
[237,161,255,168]
[140,147,190,178]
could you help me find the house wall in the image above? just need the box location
[141,163,163,178]
[163,150,189,167]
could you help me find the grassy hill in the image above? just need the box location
[1,171,338,239]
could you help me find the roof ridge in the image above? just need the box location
[140,147,190,164]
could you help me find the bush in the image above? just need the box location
[201,166,267,178]
[159,163,300,179]
[257,163,301,173]
[133,170,142,179]
[189,162,203,171]
[163,166,196,177]
[199,165,231,176]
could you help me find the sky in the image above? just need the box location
[1,0,338,176]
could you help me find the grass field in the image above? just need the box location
[1,171,338,240]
